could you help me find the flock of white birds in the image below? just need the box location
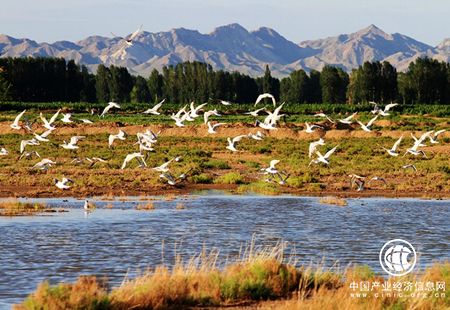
[0,92,448,196]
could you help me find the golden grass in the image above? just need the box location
[136,202,155,211]
[16,242,450,310]
[175,202,185,210]
[0,199,49,216]
[319,196,348,206]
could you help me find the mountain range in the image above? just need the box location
[0,24,449,77]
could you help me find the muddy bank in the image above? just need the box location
[0,183,448,200]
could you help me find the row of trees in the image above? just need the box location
[0,57,449,104]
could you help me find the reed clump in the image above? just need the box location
[175,202,185,210]
[0,199,48,216]
[15,244,450,310]
[319,196,348,206]
[136,202,155,211]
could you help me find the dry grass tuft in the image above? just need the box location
[15,243,450,310]
[136,202,155,211]
[0,199,48,216]
[319,196,348,206]
[175,202,185,210]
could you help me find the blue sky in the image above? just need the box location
[1,0,448,45]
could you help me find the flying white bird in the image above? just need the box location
[109,129,127,148]
[32,158,56,170]
[255,93,276,107]
[10,110,26,130]
[248,131,265,141]
[0,147,8,156]
[309,145,339,166]
[245,107,266,117]
[220,100,232,106]
[152,157,180,173]
[19,150,40,160]
[402,164,417,171]
[348,174,365,191]
[405,131,433,156]
[428,129,446,144]
[368,176,387,186]
[112,25,143,46]
[382,135,403,157]
[262,159,280,175]
[207,121,225,134]
[378,103,399,116]
[80,119,93,124]
[315,113,335,123]
[159,173,176,185]
[61,113,73,123]
[20,138,40,154]
[101,102,121,117]
[263,102,285,124]
[357,115,379,132]
[309,138,326,158]
[34,129,54,142]
[255,120,277,130]
[189,102,207,118]
[54,177,74,190]
[121,152,146,169]
[226,135,248,152]
[338,112,357,125]
[60,136,85,150]
[40,110,60,130]
[204,109,221,124]
[305,122,324,133]
[143,99,165,115]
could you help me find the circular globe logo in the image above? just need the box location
[379,239,417,277]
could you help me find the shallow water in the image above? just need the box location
[0,194,449,307]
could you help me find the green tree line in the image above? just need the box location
[0,57,449,104]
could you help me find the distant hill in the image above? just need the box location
[1,24,448,77]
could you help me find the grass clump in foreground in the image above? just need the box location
[16,243,450,310]
[319,196,348,206]
[0,199,49,216]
